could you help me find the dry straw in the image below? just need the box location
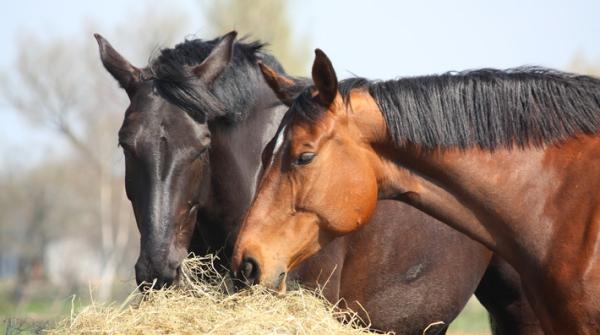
[48,255,392,335]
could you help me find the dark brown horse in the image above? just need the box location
[232,49,600,334]
[95,31,281,288]
[96,33,539,334]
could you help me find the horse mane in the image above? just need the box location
[371,67,600,149]
[149,36,284,123]
[293,68,600,149]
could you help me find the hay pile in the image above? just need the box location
[48,255,391,334]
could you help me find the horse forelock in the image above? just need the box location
[147,37,283,124]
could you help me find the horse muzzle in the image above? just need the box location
[135,256,181,290]
[234,256,288,294]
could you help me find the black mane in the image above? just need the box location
[149,36,284,123]
[293,68,600,149]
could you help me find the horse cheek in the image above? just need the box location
[327,169,378,235]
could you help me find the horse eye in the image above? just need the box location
[295,152,316,166]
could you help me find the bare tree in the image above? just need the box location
[0,9,189,301]
[200,0,310,75]
[569,52,600,76]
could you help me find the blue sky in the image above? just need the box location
[2,0,600,166]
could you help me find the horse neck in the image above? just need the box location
[349,90,560,268]
[204,86,286,238]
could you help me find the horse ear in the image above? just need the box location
[259,62,304,106]
[193,31,237,84]
[311,49,338,107]
[94,33,141,96]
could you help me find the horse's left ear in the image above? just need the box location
[259,62,306,106]
[311,49,338,107]
[193,31,237,84]
[94,33,141,96]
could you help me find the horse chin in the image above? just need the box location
[262,270,288,294]
[276,272,288,295]
[135,247,186,291]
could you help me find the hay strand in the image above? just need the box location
[48,255,392,335]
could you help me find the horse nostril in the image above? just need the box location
[240,257,260,284]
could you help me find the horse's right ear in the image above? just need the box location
[259,62,303,106]
[311,49,338,107]
[94,33,141,96]
[193,31,237,84]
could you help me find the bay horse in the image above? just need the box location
[232,48,600,334]
[96,33,539,334]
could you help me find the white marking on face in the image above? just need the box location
[250,105,287,193]
[270,124,287,167]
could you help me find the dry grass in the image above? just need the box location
[48,255,392,335]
